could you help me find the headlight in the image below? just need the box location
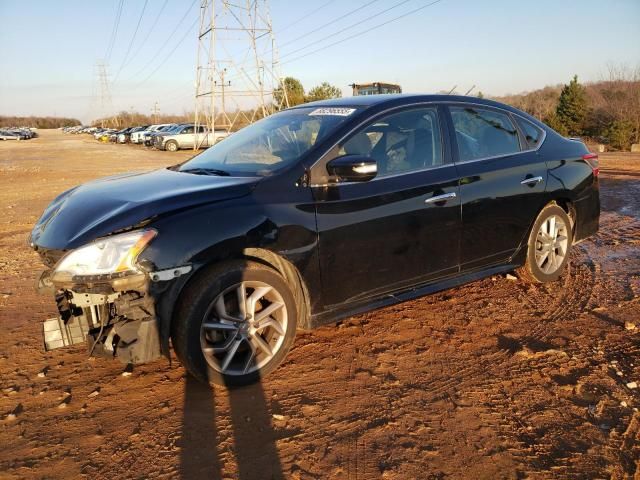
[51,229,156,283]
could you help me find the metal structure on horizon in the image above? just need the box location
[151,101,160,124]
[93,62,119,128]
[193,0,289,149]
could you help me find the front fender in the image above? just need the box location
[140,190,320,352]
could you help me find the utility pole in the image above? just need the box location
[151,101,160,124]
[218,68,229,126]
[193,0,288,150]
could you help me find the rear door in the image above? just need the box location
[313,105,461,307]
[446,104,548,270]
[195,125,210,147]
[181,125,195,148]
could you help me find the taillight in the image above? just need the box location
[583,153,599,177]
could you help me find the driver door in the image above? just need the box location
[312,105,461,308]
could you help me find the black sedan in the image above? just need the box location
[30,94,599,386]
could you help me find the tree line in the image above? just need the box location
[0,116,81,128]
[495,67,640,150]
[90,112,194,129]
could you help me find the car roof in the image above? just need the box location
[292,93,542,127]
[296,93,520,113]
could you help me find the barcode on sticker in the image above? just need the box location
[309,108,356,116]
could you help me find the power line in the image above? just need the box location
[123,0,170,67]
[113,0,150,83]
[225,0,445,87]
[222,0,377,71]
[221,0,380,86]
[277,0,337,34]
[124,0,198,83]
[105,0,125,63]
[279,0,380,50]
[280,0,412,60]
[282,0,445,66]
[133,17,199,88]
[222,0,406,85]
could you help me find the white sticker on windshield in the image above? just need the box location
[309,108,356,117]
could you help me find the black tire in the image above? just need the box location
[165,140,179,152]
[172,260,297,387]
[518,204,573,283]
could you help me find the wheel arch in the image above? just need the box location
[512,197,576,266]
[552,197,577,233]
[157,247,312,356]
[241,248,312,331]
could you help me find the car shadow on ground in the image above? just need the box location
[180,375,284,479]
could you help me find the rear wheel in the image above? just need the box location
[165,140,179,152]
[518,204,573,283]
[172,261,297,387]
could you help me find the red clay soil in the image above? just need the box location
[0,131,638,479]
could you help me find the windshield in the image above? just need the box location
[178,106,358,176]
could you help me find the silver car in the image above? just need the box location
[0,130,20,140]
[154,124,229,151]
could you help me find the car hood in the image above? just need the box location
[31,168,259,250]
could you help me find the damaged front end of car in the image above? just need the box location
[32,229,188,365]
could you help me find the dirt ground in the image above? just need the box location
[0,130,638,479]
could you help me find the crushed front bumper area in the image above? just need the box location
[40,277,162,365]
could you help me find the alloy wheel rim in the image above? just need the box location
[199,280,288,376]
[535,214,569,274]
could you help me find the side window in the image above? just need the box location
[183,126,194,134]
[515,117,544,149]
[339,107,443,177]
[450,106,520,162]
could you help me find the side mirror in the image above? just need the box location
[326,154,377,182]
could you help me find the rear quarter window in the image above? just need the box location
[515,117,544,149]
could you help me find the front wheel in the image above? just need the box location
[518,204,573,283]
[165,140,179,152]
[172,261,297,387]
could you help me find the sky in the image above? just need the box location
[0,0,638,124]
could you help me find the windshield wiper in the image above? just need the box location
[180,167,230,176]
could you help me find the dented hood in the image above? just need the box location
[31,168,259,250]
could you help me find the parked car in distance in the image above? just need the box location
[94,129,116,141]
[130,125,157,144]
[119,126,147,144]
[30,94,599,387]
[153,124,230,151]
[0,130,20,140]
[144,124,175,147]
[116,127,137,144]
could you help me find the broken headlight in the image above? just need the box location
[51,229,156,283]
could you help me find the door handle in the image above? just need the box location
[425,192,457,204]
[520,176,543,186]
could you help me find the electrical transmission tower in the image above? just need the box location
[151,101,160,124]
[193,0,289,149]
[95,62,119,128]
